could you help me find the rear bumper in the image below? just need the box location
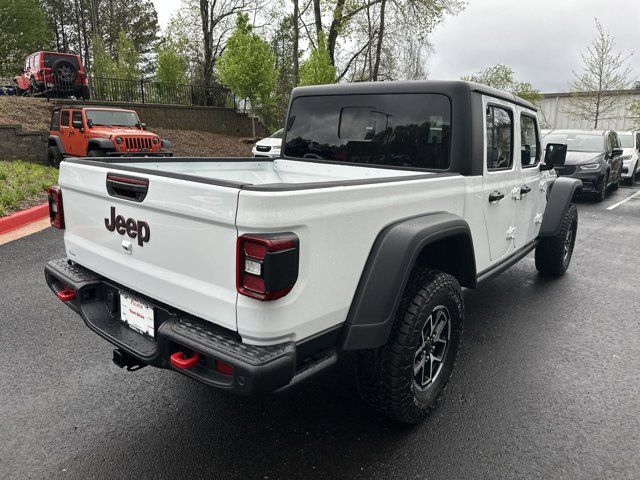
[44,258,298,395]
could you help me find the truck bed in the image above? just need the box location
[86,157,433,188]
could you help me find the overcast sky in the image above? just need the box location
[152,0,639,93]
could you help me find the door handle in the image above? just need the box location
[520,184,531,195]
[488,191,504,203]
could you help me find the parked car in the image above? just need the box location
[616,130,640,185]
[44,80,579,424]
[542,129,623,202]
[14,51,90,99]
[252,128,283,158]
[0,77,17,96]
[48,106,172,166]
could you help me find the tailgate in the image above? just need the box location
[58,161,239,332]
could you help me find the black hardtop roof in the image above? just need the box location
[290,80,537,111]
[52,105,135,112]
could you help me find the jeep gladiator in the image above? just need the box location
[45,81,580,423]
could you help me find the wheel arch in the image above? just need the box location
[339,212,476,350]
[539,176,582,237]
[48,135,65,155]
[86,138,115,154]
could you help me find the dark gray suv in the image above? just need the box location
[543,129,623,202]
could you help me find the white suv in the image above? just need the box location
[617,130,640,184]
[252,128,283,158]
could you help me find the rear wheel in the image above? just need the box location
[356,268,463,424]
[47,146,62,167]
[535,203,578,277]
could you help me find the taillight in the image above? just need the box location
[236,233,299,301]
[48,186,64,229]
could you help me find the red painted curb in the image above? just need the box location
[0,203,49,235]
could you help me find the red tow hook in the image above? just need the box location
[170,351,201,369]
[56,288,76,302]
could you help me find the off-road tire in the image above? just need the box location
[47,146,62,168]
[594,173,608,202]
[356,268,464,424]
[87,149,106,157]
[535,203,578,277]
[612,172,620,190]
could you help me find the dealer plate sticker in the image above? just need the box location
[120,293,155,338]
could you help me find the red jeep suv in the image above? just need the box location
[15,51,90,99]
[48,106,172,166]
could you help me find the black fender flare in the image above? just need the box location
[339,212,476,350]
[87,138,115,153]
[539,177,582,237]
[48,135,65,155]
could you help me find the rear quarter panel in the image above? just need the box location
[236,175,474,344]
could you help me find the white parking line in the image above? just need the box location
[606,190,640,210]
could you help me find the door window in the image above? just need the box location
[486,105,513,170]
[60,110,70,128]
[72,111,83,129]
[520,114,539,168]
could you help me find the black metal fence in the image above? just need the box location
[26,74,236,108]
[87,77,236,108]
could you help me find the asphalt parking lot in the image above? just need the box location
[1,184,639,480]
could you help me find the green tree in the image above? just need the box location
[218,13,276,138]
[630,101,640,129]
[299,33,336,86]
[156,37,188,85]
[0,0,52,76]
[461,64,541,104]
[114,31,141,80]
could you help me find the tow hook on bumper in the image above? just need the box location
[113,348,146,371]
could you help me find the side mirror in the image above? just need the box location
[543,143,567,170]
[140,123,147,130]
[87,119,93,128]
[611,147,623,158]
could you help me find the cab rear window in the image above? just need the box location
[284,93,451,170]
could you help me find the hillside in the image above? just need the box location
[0,97,254,157]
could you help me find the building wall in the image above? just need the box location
[0,125,48,164]
[538,89,640,131]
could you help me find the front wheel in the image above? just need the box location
[87,149,106,157]
[535,203,578,277]
[356,269,463,424]
[47,146,62,167]
[594,173,608,202]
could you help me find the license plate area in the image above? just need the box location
[119,292,155,339]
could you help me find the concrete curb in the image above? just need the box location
[0,203,49,235]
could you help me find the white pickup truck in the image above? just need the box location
[45,81,580,423]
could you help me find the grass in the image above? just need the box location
[0,161,58,217]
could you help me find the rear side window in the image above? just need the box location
[60,110,70,127]
[284,93,451,170]
[486,105,513,170]
[520,114,539,167]
[50,111,60,131]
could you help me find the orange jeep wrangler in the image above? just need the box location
[48,106,172,166]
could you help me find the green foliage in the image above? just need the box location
[462,64,541,104]
[91,32,140,79]
[156,36,189,85]
[0,161,58,217]
[218,13,276,112]
[0,0,52,76]
[299,33,336,86]
[630,101,640,129]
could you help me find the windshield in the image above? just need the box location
[283,93,451,169]
[86,110,139,127]
[618,133,634,148]
[544,132,604,152]
[269,128,284,139]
